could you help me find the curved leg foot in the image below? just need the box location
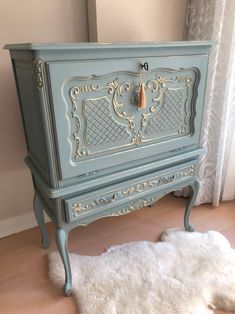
[64,282,73,297]
[33,194,50,249]
[56,228,72,297]
[184,179,200,232]
[186,224,194,232]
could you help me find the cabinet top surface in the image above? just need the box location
[4,41,214,51]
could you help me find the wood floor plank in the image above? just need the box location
[0,195,234,313]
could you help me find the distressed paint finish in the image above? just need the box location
[5,41,213,296]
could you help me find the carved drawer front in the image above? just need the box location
[63,161,196,223]
[47,55,207,180]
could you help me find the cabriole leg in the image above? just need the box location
[33,193,50,249]
[56,227,72,296]
[184,179,200,232]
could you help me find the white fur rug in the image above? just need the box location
[49,229,235,314]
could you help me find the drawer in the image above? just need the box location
[47,55,207,180]
[63,160,197,223]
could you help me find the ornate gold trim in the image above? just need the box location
[72,192,122,217]
[112,81,136,129]
[131,132,144,145]
[122,165,195,196]
[111,194,166,216]
[68,67,197,159]
[32,58,44,89]
[71,164,195,218]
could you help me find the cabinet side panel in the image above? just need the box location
[14,61,49,183]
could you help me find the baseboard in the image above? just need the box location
[222,193,235,202]
[0,211,51,239]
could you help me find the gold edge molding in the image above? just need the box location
[32,58,44,89]
[71,164,195,218]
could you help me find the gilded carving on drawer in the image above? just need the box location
[122,164,195,196]
[111,194,166,217]
[72,192,122,218]
[68,67,199,160]
[71,164,195,218]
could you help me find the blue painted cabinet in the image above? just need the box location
[5,42,213,296]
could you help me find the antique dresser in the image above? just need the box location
[5,41,212,296]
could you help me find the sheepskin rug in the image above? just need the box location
[49,229,235,314]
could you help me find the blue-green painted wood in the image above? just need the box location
[33,193,50,249]
[25,147,205,199]
[184,179,200,232]
[5,41,213,296]
[4,41,214,49]
[55,228,72,296]
[4,41,215,61]
[64,160,196,223]
[13,61,50,184]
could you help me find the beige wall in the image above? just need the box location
[0,0,88,224]
[88,0,187,42]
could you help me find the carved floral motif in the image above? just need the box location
[71,164,195,218]
[69,68,197,159]
[32,58,44,89]
[111,194,166,216]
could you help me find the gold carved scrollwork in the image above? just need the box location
[69,68,196,158]
[72,192,122,218]
[111,194,166,216]
[145,76,166,112]
[32,58,44,89]
[107,78,119,94]
[175,75,192,86]
[131,132,144,145]
[112,81,135,129]
[71,164,195,218]
[70,85,100,158]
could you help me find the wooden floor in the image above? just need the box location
[0,195,235,314]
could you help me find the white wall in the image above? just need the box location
[88,0,187,42]
[0,0,88,237]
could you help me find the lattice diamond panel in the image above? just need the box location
[145,88,186,135]
[83,97,131,146]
